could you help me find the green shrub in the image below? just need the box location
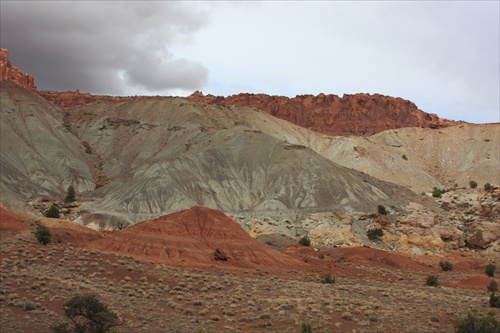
[469,180,478,189]
[299,236,311,247]
[402,154,408,160]
[50,294,120,333]
[426,275,439,287]
[367,228,384,241]
[377,205,388,215]
[484,183,493,192]
[490,293,500,308]
[45,205,60,218]
[485,264,496,277]
[454,311,498,333]
[439,261,454,272]
[34,224,51,245]
[64,185,76,203]
[487,280,498,293]
[432,187,447,198]
[301,322,313,333]
[321,273,335,284]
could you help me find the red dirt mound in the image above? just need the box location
[87,206,307,270]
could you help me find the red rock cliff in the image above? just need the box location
[0,48,37,92]
[187,91,461,136]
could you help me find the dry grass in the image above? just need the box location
[0,232,497,333]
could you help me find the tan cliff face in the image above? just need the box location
[0,48,37,92]
[186,91,462,136]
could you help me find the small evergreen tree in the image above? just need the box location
[469,180,478,189]
[65,185,76,203]
[45,205,60,218]
[484,183,493,192]
[34,224,51,245]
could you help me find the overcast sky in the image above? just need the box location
[1,1,498,123]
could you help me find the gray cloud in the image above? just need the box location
[0,1,209,95]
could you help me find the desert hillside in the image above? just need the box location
[0,47,499,333]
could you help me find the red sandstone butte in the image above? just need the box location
[187,91,462,136]
[0,48,37,92]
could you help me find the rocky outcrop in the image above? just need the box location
[372,188,499,254]
[187,91,461,136]
[0,48,36,92]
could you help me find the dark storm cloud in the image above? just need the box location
[0,1,209,95]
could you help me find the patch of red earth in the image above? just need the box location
[337,246,435,271]
[452,275,492,291]
[0,205,30,236]
[87,206,307,271]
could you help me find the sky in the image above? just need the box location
[0,1,498,123]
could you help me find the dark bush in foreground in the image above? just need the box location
[299,236,311,247]
[454,311,498,333]
[439,261,454,271]
[469,180,478,189]
[485,264,496,277]
[51,294,120,333]
[34,223,51,245]
[426,275,439,287]
[484,183,493,192]
[301,322,313,333]
[490,293,500,308]
[487,280,498,293]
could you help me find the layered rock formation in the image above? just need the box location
[0,48,36,92]
[187,91,461,136]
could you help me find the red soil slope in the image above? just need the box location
[0,205,29,236]
[88,206,307,270]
